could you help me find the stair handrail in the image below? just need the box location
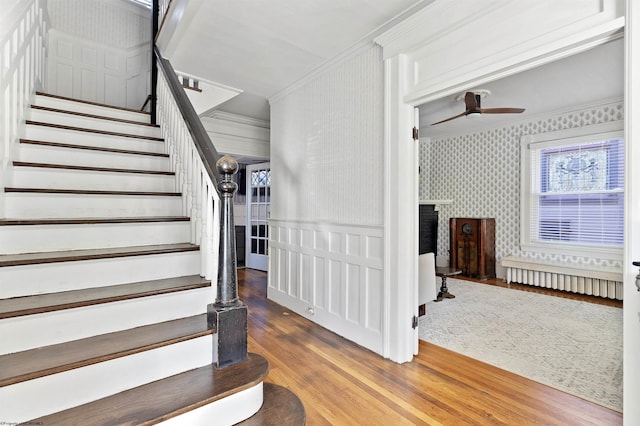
[153,40,247,367]
[153,45,224,191]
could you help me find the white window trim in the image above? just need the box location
[520,120,624,260]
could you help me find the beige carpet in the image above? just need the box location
[418,278,623,412]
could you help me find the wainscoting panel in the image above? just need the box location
[328,259,342,316]
[346,264,361,323]
[55,62,74,98]
[366,268,383,330]
[47,29,149,109]
[269,221,384,354]
[313,256,325,308]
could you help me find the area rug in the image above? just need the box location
[418,278,623,412]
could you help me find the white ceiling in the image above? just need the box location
[419,38,624,140]
[164,0,428,102]
[163,2,623,132]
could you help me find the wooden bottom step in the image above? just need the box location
[28,353,270,425]
[239,383,306,426]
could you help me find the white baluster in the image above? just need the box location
[200,177,210,277]
[0,0,47,218]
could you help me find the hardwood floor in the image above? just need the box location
[239,268,622,425]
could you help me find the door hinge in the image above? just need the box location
[412,126,419,140]
[412,315,418,329]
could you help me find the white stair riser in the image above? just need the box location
[33,95,151,122]
[160,384,263,426]
[25,125,165,153]
[27,108,161,138]
[1,335,212,423]
[19,144,169,171]
[12,167,176,192]
[4,193,183,218]
[0,222,191,254]
[1,287,213,354]
[0,251,202,298]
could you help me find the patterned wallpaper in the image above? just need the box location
[419,101,624,271]
[47,0,151,49]
[270,45,384,226]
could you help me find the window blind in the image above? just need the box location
[529,138,624,247]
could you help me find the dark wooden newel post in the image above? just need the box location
[207,155,248,368]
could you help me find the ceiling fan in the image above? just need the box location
[431,89,525,125]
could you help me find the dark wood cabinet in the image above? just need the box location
[449,218,495,280]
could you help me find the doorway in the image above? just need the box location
[245,163,270,271]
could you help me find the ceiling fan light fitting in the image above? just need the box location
[431,89,525,126]
[455,89,490,102]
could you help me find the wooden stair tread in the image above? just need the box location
[0,274,210,319]
[13,161,175,175]
[26,120,164,141]
[0,312,211,386]
[4,187,181,196]
[0,216,189,226]
[36,92,151,115]
[20,138,168,157]
[0,243,199,267]
[30,105,159,127]
[28,353,269,425]
[238,383,306,426]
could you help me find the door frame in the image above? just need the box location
[374,1,630,365]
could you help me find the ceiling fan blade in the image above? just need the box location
[464,92,478,110]
[478,107,525,114]
[431,111,467,125]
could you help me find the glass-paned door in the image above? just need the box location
[246,163,270,271]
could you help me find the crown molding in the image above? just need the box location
[374,0,508,59]
[202,111,270,129]
[269,40,377,104]
[269,0,433,104]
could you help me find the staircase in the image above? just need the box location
[0,93,304,424]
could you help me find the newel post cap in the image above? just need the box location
[216,155,238,177]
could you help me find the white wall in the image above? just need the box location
[269,45,385,354]
[47,0,151,50]
[201,112,270,161]
[270,45,384,226]
[45,0,151,109]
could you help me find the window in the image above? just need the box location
[520,122,624,259]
